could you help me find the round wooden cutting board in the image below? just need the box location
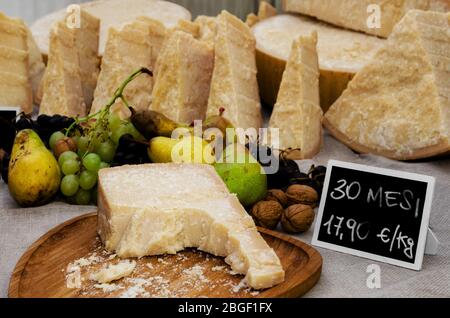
[9,212,322,298]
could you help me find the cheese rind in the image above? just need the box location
[207,11,263,132]
[252,14,386,109]
[39,21,86,117]
[150,31,214,124]
[98,163,285,290]
[31,0,191,56]
[90,20,153,114]
[267,32,322,159]
[282,0,447,38]
[324,10,450,160]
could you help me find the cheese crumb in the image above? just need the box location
[91,260,136,283]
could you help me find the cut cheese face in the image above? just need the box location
[97,163,285,290]
[267,32,322,159]
[25,27,45,105]
[39,9,100,116]
[136,17,167,70]
[31,0,191,56]
[150,31,214,124]
[252,14,386,108]
[207,11,263,132]
[282,0,447,38]
[90,20,153,114]
[0,12,32,113]
[324,10,450,160]
[39,21,86,117]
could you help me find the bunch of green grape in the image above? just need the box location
[48,112,143,205]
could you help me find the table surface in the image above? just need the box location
[1,134,449,298]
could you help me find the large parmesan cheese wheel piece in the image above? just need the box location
[252,14,386,110]
[31,0,191,56]
[150,31,214,124]
[324,10,450,161]
[266,32,322,159]
[282,0,450,38]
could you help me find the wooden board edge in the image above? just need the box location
[9,212,322,298]
[323,117,450,161]
[256,227,322,298]
[8,212,97,298]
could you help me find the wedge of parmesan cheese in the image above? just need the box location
[246,1,277,27]
[25,27,45,105]
[97,164,285,290]
[324,10,450,160]
[207,11,263,132]
[252,14,386,110]
[194,15,217,48]
[0,13,32,113]
[282,0,448,38]
[135,17,167,73]
[31,0,191,57]
[150,31,214,124]
[266,32,322,159]
[173,19,199,38]
[90,21,153,114]
[39,21,85,117]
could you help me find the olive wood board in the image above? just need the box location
[9,212,322,298]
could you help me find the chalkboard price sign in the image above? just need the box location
[312,160,435,270]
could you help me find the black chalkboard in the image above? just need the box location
[312,160,435,270]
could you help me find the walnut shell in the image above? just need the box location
[265,189,288,207]
[285,185,318,207]
[281,204,315,233]
[250,201,283,229]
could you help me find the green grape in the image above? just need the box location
[62,159,80,176]
[77,136,89,156]
[96,140,116,163]
[61,175,79,197]
[79,170,97,190]
[111,124,130,144]
[58,151,78,167]
[75,189,91,205]
[49,131,65,150]
[99,162,110,170]
[83,153,101,172]
[108,112,123,132]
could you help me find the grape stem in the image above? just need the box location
[64,67,153,138]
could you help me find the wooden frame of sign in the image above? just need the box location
[312,160,435,270]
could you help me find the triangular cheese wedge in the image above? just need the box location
[39,21,85,117]
[207,11,263,132]
[324,10,450,160]
[194,15,217,48]
[150,31,214,124]
[90,20,153,114]
[267,32,322,159]
[0,12,32,113]
[98,163,285,290]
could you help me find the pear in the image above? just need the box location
[214,143,267,207]
[8,129,61,207]
[148,136,215,164]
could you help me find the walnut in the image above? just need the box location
[265,189,288,207]
[250,201,283,229]
[285,184,318,207]
[281,204,315,234]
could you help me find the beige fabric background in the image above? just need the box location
[1,133,449,298]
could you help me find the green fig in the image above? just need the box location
[8,129,61,207]
[214,143,267,207]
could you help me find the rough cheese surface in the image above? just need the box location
[283,0,447,38]
[90,20,153,114]
[39,21,86,117]
[97,164,285,290]
[150,31,214,124]
[207,10,263,131]
[0,12,32,113]
[91,260,136,283]
[267,32,322,159]
[324,10,450,160]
